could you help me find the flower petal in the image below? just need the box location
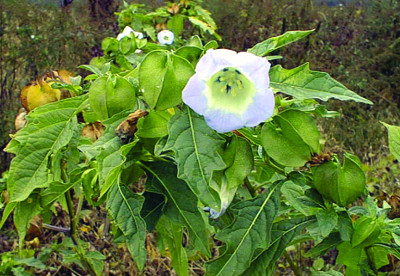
[195,49,238,80]
[241,87,275,127]
[182,74,208,115]
[203,108,243,133]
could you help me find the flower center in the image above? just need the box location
[205,67,256,115]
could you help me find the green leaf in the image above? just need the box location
[282,180,310,215]
[136,110,172,138]
[106,183,147,270]
[4,96,87,204]
[139,50,194,110]
[40,181,77,207]
[261,110,320,167]
[336,241,364,276]
[241,216,316,276]
[119,37,134,54]
[308,209,338,243]
[14,194,41,248]
[210,136,253,215]
[305,232,342,258]
[248,30,314,56]
[205,181,282,276]
[269,63,373,105]
[88,75,137,120]
[164,107,225,211]
[156,216,188,276]
[312,153,366,206]
[0,201,17,229]
[141,192,165,231]
[351,216,380,248]
[381,122,400,160]
[143,162,211,257]
[167,14,184,35]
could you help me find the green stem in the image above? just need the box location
[244,177,257,197]
[283,250,301,276]
[62,162,97,276]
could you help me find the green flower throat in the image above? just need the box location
[205,67,256,114]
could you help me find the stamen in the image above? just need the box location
[236,80,243,89]
[222,68,229,72]
[231,87,236,96]
[235,69,241,74]
[216,76,221,83]
[226,85,231,94]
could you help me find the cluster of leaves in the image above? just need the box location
[1,1,400,275]
[117,0,221,43]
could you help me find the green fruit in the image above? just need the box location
[312,153,366,206]
[88,75,137,120]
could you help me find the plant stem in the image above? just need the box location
[244,177,257,197]
[62,162,97,276]
[283,249,301,276]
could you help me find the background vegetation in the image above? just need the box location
[1,0,399,274]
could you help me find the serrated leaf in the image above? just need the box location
[164,107,225,211]
[248,30,314,56]
[205,181,282,276]
[269,63,373,104]
[5,96,87,204]
[382,122,400,160]
[143,162,211,257]
[106,183,146,270]
[242,216,315,276]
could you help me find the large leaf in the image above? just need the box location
[5,95,87,204]
[382,122,400,160]
[139,50,194,110]
[164,107,225,211]
[261,109,320,167]
[106,183,147,270]
[144,162,211,257]
[205,181,282,276]
[269,63,373,104]
[242,216,316,276]
[248,30,314,56]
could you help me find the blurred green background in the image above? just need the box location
[1,0,399,193]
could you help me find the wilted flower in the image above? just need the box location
[182,49,275,133]
[157,30,174,45]
[117,26,144,41]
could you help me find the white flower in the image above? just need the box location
[182,49,275,133]
[157,30,174,45]
[30,35,35,39]
[117,26,144,41]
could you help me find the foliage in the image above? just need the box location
[1,1,400,275]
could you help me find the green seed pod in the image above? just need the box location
[312,153,366,207]
[89,75,137,120]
